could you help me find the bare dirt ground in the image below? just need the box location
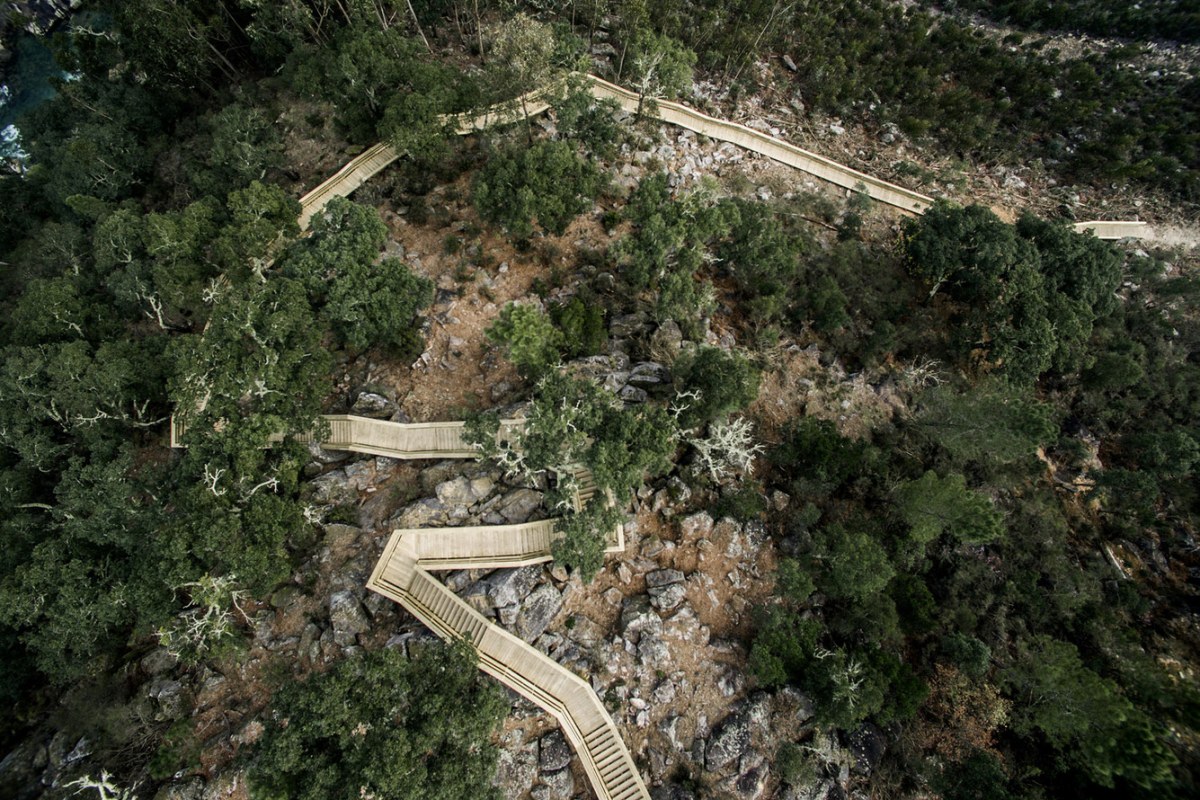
[340,167,621,422]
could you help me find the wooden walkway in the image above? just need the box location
[349,420,648,800]
[171,414,524,457]
[171,415,649,800]
[369,530,649,800]
[296,73,1165,244]
[297,89,553,228]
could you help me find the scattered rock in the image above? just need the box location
[650,582,687,611]
[652,787,698,800]
[646,569,685,588]
[680,512,714,540]
[666,476,691,504]
[638,629,672,668]
[141,647,178,676]
[782,54,798,72]
[1003,173,1027,190]
[621,596,664,641]
[270,585,304,610]
[308,469,360,505]
[609,313,648,338]
[149,679,186,721]
[153,779,206,800]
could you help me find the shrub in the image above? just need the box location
[473,140,605,238]
[776,741,817,787]
[672,347,760,429]
[551,499,623,580]
[486,302,564,379]
[550,296,606,358]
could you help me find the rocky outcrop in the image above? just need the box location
[514,583,564,642]
[492,732,539,796]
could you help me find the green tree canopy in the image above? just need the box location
[251,643,506,800]
[913,380,1056,465]
[671,346,760,429]
[473,140,605,238]
[283,197,433,354]
[1003,635,1178,790]
[486,302,564,379]
[893,470,1005,547]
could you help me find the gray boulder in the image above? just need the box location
[436,475,494,507]
[532,768,574,800]
[329,590,370,637]
[848,722,886,776]
[646,569,686,589]
[350,391,394,418]
[492,737,539,796]
[515,584,563,641]
[308,469,359,505]
[706,713,751,771]
[628,361,669,385]
[680,511,714,540]
[153,779,206,800]
[486,565,543,608]
[649,582,687,611]
[732,762,770,800]
[393,497,449,528]
[149,679,186,721]
[538,730,571,772]
[620,596,663,642]
[619,385,648,403]
[497,488,543,523]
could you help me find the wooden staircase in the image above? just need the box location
[368,526,650,800]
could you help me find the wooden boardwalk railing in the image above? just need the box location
[171,414,524,459]
[295,73,1163,243]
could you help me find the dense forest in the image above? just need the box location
[0,1,1197,799]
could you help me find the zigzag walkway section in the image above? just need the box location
[170,414,649,800]
[369,527,647,800]
[297,73,1160,243]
